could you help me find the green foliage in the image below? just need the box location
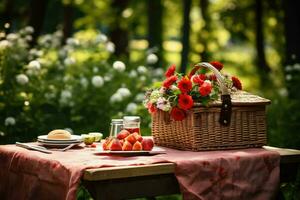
[0,27,162,144]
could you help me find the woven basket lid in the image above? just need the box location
[194,91,271,107]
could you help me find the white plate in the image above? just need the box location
[37,138,82,144]
[37,141,82,147]
[38,135,82,141]
[96,146,166,155]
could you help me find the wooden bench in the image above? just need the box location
[82,146,300,200]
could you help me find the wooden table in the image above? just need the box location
[82,146,300,200]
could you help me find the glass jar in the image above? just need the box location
[109,119,123,137]
[123,116,141,135]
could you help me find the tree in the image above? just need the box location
[283,0,300,99]
[1,0,14,33]
[109,0,130,58]
[254,0,271,77]
[28,0,49,44]
[62,3,74,43]
[147,0,163,68]
[180,0,191,73]
[199,0,210,61]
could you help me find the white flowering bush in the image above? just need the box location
[0,27,163,143]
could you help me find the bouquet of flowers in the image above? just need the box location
[144,61,242,121]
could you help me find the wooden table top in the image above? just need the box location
[83,146,300,181]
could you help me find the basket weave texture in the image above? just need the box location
[151,91,270,151]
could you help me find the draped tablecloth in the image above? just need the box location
[0,144,280,200]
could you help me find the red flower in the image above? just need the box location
[170,107,186,121]
[178,77,192,93]
[231,76,242,90]
[163,75,178,88]
[210,61,224,71]
[188,65,201,79]
[147,102,157,114]
[178,94,194,110]
[199,81,212,96]
[208,74,217,81]
[165,64,176,78]
[192,74,206,85]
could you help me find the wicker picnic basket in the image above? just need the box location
[151,62,270,151]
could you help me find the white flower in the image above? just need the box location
[0,131,5,136]
[91,75,104,88]
[117,87,131,97]
[204,80,211,84]
[25,35,32,41]
[5,117,16,126]
[286,74,292,81]
[7,33,18,41]
[16,74,29,85]
[156,97,171,112]
[137,65,147,74]
[170,85,179,91]
[28,60,41,70]
[128,70,137,78]
[140,76,146,82]
[29,49,43,57]
[60,90,72,105]
[110,93,123,103]
[106,42,115,53]
[45,93,56,100]
[150,90,161,103]
[278,88,288,97]
[66,38,79,46]
[293,63,300,71]
[0,40,12,49]
[152,68,164,77]
[61,90,72,99]
[126,103,138,113]
[64,57,76,66]
[113,61,126,72]
[80,77,88,88]
[147,53,158,64]
[93,67,99,73]
[135,93,145,102]
[285,65,292,72]
[24,26,34,34]
[104,75,112,82]
[96,34,108,43]
[64,128,73,134]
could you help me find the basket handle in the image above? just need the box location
[193,62,232,126]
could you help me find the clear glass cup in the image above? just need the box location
[109,119,123,137]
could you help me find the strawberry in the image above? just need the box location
[132,132,143,142]
[109,139,122,151]
[132,141,142,151]
[125,134,137,144]
[117,130,130,140]
[122,140,133,151]
[142,138,154,151]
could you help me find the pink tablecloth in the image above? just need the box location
[0,144,280,200]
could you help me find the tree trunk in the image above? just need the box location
[199,0,210,61]
[109,0,129,58]
[283,0,300,99]
[255,0,271,74]
[28,0,49,45]
[62,4,74,44]
[180,0,192,73]
[1,0,14,33]
[147,0,163,68]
